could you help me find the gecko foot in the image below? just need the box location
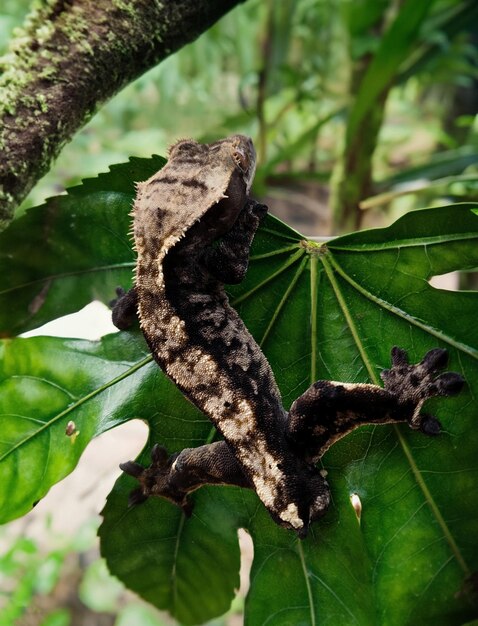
[381,347,464,433]
[120,444,193,516]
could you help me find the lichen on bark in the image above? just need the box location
[0,0,245,230]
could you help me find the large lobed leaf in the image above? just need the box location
[0,155,164,337]
[0,158,477,625]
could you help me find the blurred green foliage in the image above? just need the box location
[0,519,94,626]
[2,0,477,228]
[0,518,241,625]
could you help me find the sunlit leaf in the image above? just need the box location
[0,332,154,522]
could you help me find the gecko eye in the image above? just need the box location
[233,148,250,173]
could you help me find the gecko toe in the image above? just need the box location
[128,487,148,507]
[383,347,464,406]
[418,414,442,436]
[120,460,145,478]
[252,202,268,220]
[151,443,169,465]
[421,348,448,372]
[109,286,126,309]
[391,346,409,367]
[434,372,465,396]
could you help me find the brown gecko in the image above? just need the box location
[113,135,464,537]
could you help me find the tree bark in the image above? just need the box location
[0,0,246,230]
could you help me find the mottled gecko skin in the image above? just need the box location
[116,135,328,531]
[114,135,464,537]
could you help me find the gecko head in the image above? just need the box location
[169,135,257,193]
[169,138,208,158]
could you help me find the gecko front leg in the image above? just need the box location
[201,200,268,284]
[287,347,464,462]
[380,347,464,431]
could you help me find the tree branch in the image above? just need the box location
[0,0,246,230]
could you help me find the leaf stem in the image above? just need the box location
[259,256,307,347]
[394,426,470,576]
[309,255,319,384]
[231,249,305,307]
[297,540,316,626]
[250,244,300,260]
[171,512,186,616]
[260,225,302,242]
[319,254,377,382]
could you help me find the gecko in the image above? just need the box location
[112,134,464,537]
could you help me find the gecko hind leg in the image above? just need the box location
[120,441,250,515]
[287,347,464,462]
[121,444,194,515]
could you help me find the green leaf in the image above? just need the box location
[378,147,478,189]
[1,155,477,625]
[100,486,246,625]
[346,0,435,143]
[0,332,154,522]
[0,156,165,337]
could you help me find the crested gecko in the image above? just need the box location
[113,135,464,536]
